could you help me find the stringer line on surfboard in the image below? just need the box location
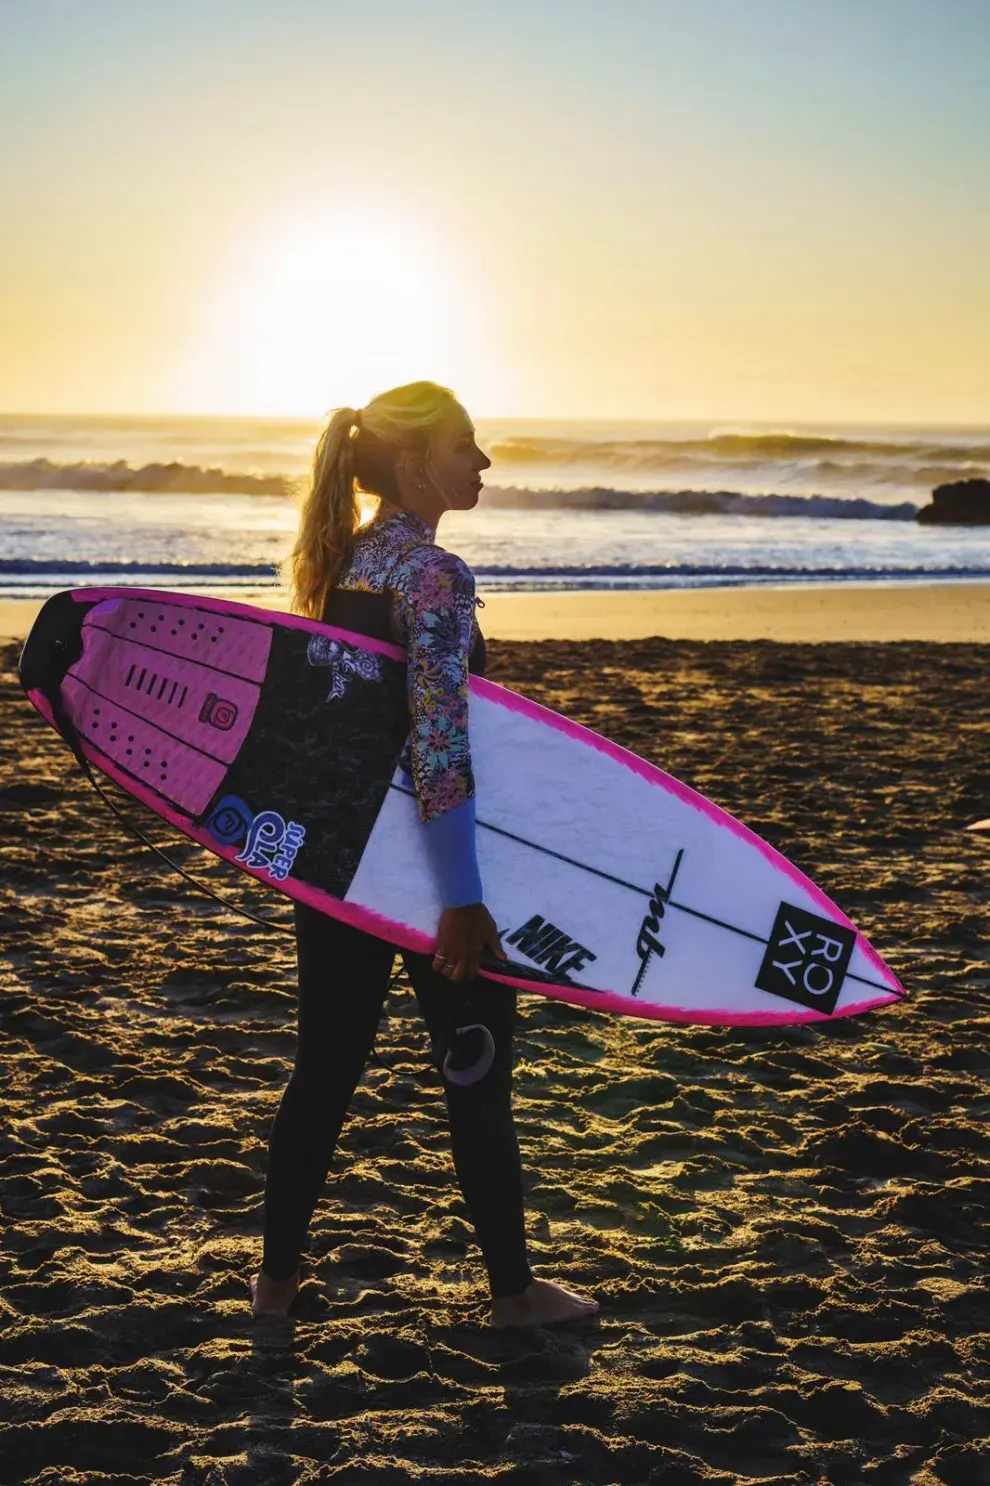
[387,779,654,898]
[388,782,902,999]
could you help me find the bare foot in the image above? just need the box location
[490,1277,600,1329]
[249,1269,299,1318]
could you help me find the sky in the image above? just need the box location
[1,0,989,423]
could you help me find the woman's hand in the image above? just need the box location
[433,903,507,982]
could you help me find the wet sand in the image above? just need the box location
[3,579,990,645]
[1,634,987,1483]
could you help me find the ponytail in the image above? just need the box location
[282,406,363,621]
[283,379,459,620]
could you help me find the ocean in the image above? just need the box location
[2,413,989,599]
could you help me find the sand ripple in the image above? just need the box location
[1,638,987,1483]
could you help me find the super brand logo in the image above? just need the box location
[235,810,306,882]
[505,916,597,979]
[755,903,856,1016]
[630,849,683,997]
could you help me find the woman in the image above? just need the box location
[250,380,599,1328]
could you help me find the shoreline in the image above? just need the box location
[3,579,990,644]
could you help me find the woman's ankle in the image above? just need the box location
[490,1274,535,1303]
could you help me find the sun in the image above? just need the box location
[180,201,483,416]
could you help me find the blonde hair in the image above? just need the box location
[282,379,460,620]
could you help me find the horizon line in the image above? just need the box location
[1,410,988,432]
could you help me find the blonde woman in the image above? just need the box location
[250,381,600,1329]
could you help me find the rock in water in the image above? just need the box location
[916,477,990,525]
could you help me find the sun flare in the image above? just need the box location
[181,202,483,417]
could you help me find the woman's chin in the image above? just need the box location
[442,485,482,512]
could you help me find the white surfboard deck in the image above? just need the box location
[353,673,903,1026]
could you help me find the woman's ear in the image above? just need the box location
[398,451,426,491]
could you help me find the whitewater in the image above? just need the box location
[1,413,988,597]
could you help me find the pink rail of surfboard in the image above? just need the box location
[22,586,905,1026]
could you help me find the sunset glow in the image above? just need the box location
[179,204,486,417]
[1,1,988,422]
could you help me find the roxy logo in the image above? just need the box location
[235,809,306,882]
[505,915,597,979]
[755,903,856,1016]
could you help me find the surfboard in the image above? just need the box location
[19,586,904,1027]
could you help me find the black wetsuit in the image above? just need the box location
[260,587,534,1297]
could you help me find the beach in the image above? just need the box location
[1,598,987,1484]
[3,579,990,646]
[4,0,990,1466]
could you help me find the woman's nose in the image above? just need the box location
[478,450,492,471]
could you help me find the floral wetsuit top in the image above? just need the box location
[335,505,481,824]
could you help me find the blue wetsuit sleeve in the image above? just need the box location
[422,796,484,908]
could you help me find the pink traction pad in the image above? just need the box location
[84,595,273,680]
[36,586,906,1026]
[58,595,271,816]
[70,625,261,764]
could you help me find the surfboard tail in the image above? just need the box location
[18,589,88,709]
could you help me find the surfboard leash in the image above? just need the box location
[45,699,403,1070]
[42,649,297,936]
[37,648,463,1075]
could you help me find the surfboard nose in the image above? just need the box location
[17,589,89,705]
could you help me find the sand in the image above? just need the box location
[1,631,988,1483]
[3,579,990,646]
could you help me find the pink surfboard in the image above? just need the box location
[19,586,904,1026]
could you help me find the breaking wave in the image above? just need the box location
[0,560,278,578]
[0,458,924,518]
[0,459,290,495]
[483,488,919,518]
[2,426,987,502]
[487,432,990,474]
